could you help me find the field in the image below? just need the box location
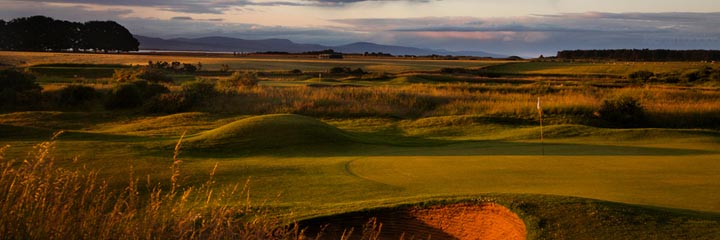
[1,51,720,239]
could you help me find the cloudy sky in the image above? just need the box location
[2,0,720,56]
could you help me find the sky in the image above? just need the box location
[2,0,720,57]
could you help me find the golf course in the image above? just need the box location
[1,51,720,239]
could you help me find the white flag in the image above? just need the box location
[537,97,543,115]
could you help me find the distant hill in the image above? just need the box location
[134,35,505,58]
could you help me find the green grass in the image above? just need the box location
[2,112,719,214]
[2,51,720,238]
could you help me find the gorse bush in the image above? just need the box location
[0,69,42,107]
[105,83,143,109]
[628,70,654,83]
[145,92,191,113]
[57,85,97,106]
[137,68,174,83]
[597,96,645,127]
[0,133,314,239]
[105,80,170,110]
[217,71,259,92]
[113,68,173,83]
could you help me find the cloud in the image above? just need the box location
[3,0,720,57]
[171,16,193,21]
[16,0,269,14]
[12,0,433,14]
[333,12,720,56]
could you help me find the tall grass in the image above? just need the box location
[0,132,314,239]
[192,83,719,128]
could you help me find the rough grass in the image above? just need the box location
[483,61,716,76]
[0,51,500,73]
[0,134,310,240]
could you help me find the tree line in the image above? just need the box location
[0,15,138,53]
[556,49,720,61]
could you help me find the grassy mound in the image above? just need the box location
[300,194,720,240]
[101,112,234,136]
[184,114,354,153]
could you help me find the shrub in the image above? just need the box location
[144,92,191,113]
[137,68,173,83]
[113,68,173,83]
[112,68,140,82]
[597,96,645,127]
[230,71,259,87]
[182,80,217,100]
[329,67,349,74]
[0,69,41,106]
[57,85,97,106]
[628,70,654,83]
[105,83,143,109]
[681,69,702,83]
[219,64,230,72]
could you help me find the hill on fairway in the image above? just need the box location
[184,114,354,153]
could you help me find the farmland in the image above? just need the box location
[1,51,720,239]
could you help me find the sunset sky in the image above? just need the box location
[2,0,720,56]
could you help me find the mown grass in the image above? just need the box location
[1,124,719,239]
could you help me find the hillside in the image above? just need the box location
[134,35,506,57]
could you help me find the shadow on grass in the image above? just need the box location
[178,138,716,158]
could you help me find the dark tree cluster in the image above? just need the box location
[557,49,720,61]
[147,61,198,73]
[0,15,138,53]
[363,52,393,57]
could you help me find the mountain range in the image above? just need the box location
[134,35,506,58]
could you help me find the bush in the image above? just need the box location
[219,64,230,72]
[597,96,645,127]
[113,68,173,83]
[231,71,259,87]
[57,85,97,106]
[0,69,41,106]
[628,70,654,83]
[182,80,217,100]
[105,80,170,110]
[105,83,143,109]
[112,68,140,82]
[144,93,191,113]
[681,69,702,83]
[137,68,173,83]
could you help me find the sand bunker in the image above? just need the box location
[302,203,526,240]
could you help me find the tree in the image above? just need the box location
[83,21,138,53]
[5,16,56,51]
[0,20,6,50]
[0,69,42,107]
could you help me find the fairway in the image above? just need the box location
[2,112,719,216]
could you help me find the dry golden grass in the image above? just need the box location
[191,83,719,128]
[0,51,499,73]
[0,132,314,240]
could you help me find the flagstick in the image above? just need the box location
[540,111,544,156]
[538,97,544,156]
